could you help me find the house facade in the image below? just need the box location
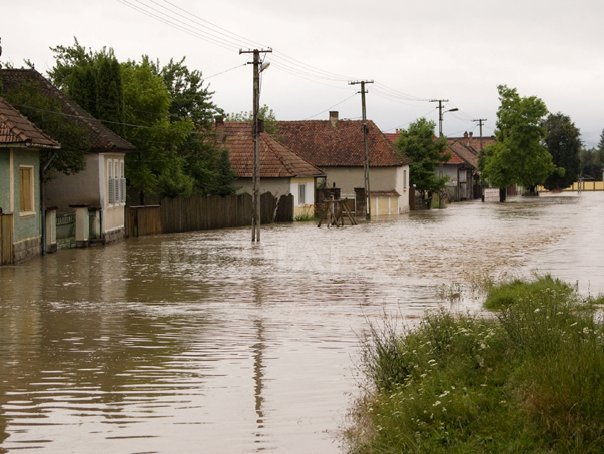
[277,111,411,215]
[440,132,495,201]
[216,121,325,218]
[0,69,135,244]
[0,96,60,264]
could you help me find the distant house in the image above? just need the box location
[215,120,325,218]
[440,132,495,201]
[276,111,411,215]
[0,69,135,243]
[0,96,60,264]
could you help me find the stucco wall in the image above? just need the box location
[325,166,409,214]
[235,178,290,197]
[290,177,316,218]
[11,148,41,242]
[45,153,101,212]
[0,151,10,212]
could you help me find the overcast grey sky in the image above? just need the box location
[2,0,603,145]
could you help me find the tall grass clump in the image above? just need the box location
[345,276,604,453]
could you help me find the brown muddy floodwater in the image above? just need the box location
[1,192,603,453]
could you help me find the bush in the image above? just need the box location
[345,277,604,453]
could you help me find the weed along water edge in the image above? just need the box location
[0,192,603,452]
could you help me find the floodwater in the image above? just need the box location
[1,192,603,453]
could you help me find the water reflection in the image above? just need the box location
[1,192,603,453]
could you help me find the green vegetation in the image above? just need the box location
[542,113,581,191]
[395,118,449,209]
[480,85,558,199]
[47,38,234,203]
[345,276,604,453]
[580,129,604,180]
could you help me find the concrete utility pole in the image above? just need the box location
[349,80,374,220]
[430,99,458,136]
[240,48,271,242]
[473,118,487,151]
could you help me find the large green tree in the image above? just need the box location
[47,40,235,201]
[481,85,556,199]
[121,57,194,203]
[0,77,89,176]
[49,39,124,135]
[542,113,581,190]
[580,129,604,180]
[395,117,449,208]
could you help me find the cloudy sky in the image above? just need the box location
[2,0,603,146]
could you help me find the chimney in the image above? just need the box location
[463,131,468,138]
[469,131,473,138]
[215,115,224,126]
[329,111,339,127]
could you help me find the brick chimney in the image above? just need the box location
[329,111,339,127]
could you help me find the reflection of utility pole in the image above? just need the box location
[349,80,374,220]
[473,118,487,151]
[430,99,458,136]
[240,48,272,242]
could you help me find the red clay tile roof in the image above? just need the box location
[216,122,324,179]
[0,69,134,152]
[0,96,60,148]
[276,120,410,167]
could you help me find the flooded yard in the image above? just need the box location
[1,192,603,453]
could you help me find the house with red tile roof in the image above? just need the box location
[215,120,324,218]
[440,132,495,201]
[0,96,60,264]
[0,69,135,244]
[276,111,411,215]
[385,129,495,202]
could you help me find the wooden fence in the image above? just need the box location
[129,192,293,236]
[128,205,162,237]
[0,213,14,265]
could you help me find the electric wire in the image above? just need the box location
[303,93,358,120]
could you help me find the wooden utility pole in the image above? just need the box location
[349,80,374,220]
[473,118,487,151]
[240,48,272,242]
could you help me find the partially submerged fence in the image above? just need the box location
[129,192,293,236]
[0,213,14,265]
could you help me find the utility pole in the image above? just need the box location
[240,48,272,242]
[349,80,374,220]
[429,99,458,136]
[473,118,487,151]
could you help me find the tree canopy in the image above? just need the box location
[542,113,581,190]
[47,40,235,202]
[580,129,604,180]
[480,85,556,195]
[395,117,449,208]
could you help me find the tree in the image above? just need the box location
[480,85,556,199]
[395,118,449,208]
[121,57,194,203]
[542,113,581,190]
[48,38,124,135]
[226,105,278,135]
[0,78,89,176]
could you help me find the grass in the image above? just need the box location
[344,276,604,453]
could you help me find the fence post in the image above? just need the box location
[45,207,57,253]
[70,205,90,248]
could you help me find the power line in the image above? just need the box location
[303,93,358,120]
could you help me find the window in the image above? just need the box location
[19,166,34,213]
[298,183,306,205]
[120,160,126,204]
[107,158,126,205]
[403,169,407,190]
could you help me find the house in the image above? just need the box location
[216,120,325,218]
[440,132,495,201]
[276,111,411,215]
[0,69,135,244]
[0,96,60,264]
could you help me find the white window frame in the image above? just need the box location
[298,183,306,205]
[107,159,115,204]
